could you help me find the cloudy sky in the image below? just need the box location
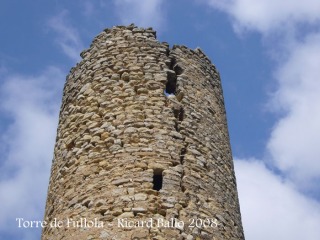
[0,0,320,239]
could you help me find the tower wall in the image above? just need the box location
[42,25,244,240]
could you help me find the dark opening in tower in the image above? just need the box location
[165,70,177,95]
[153,170,163,191]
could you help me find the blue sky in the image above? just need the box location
[0,0,320,239]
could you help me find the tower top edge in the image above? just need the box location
[103,23,157,37]
[78,24,215,69]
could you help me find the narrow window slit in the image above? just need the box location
[165,57,177,94]
[165,74,177,94]
[153,170,163,191]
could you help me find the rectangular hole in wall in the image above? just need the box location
[153,169,163,191]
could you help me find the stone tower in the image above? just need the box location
[42,25,244,240]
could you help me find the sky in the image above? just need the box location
[0,0,320,239]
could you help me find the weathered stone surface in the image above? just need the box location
[42,24,244,240]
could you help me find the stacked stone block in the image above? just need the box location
[42,24,244,240]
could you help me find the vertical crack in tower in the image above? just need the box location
[42,25,245,240]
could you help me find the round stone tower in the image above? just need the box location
[42,25,244,240]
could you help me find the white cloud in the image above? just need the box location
[268,33,320,190]
[235,159,320,240]
[205,0,320,33]
[201,0,320,193]
[199,0,320,238]
[113,0,165,31]
[48,10,84,62]
[0,67,64,239]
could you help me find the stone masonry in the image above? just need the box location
[42,24,245,240]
